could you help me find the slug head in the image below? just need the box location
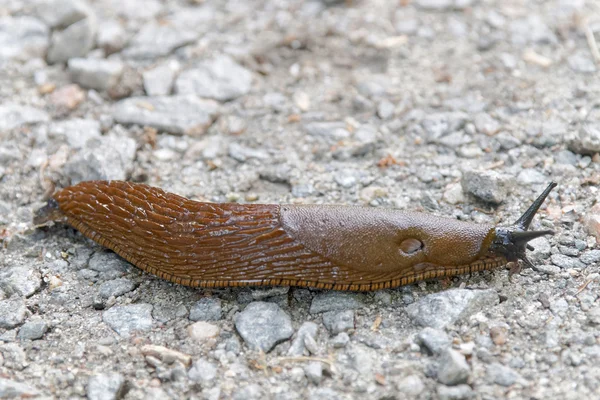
[490,182,557,275]
[33,198,65,226]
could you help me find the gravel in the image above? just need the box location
[102,304,153,337]
[68,57,124,91]
[234,302,294,352]
[87,373,125,400]
[437,348,471,385]
[189,298,222,321]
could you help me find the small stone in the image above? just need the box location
[263,92,287,112]
[63,134,136,183]
[18,320,48,340]
[551,254,585,269]
[304,362,323,384]
[581,250,600,265]
[188,358,217,385]
[0,266,42,298]
[175,56,253,101]
[322,310,354,334]
[123,22,198,60]
[88,251,130,280]
[437,384,475,400]
[0,16,48,61]
[288,321,319,356]
[587,307,600,325]
[517,169,547,184]
[113,95,219,136]
[331,332,350,348]
[396,375,425,396]
[489,326,507,346]
[0,103,49,131]
[416,327,451,355]
[68,58,124,91]
[232,384,263,400]
[303,122,350,140]
[34,0,90,29]
[102,304,153,337]
[461,170,510,204]
[568,52,597,73]
[487,363,522,386]
[0,298,28,329]
[293,91,311,111]
[443,182,465,205]
[228,143,269,162]
[98,278,136,299]
[0,378,39,399]
[187,321,220,342]
[234,302,293,352]
[152,304,188,323]
[437,349,470,386]
[189,298,222,321]
[334,170,358,188]
[473,113,500,135]
[143,60,180,96]
[406,289,499,329]
[310,292,364,314]
[49,84,86,110]
[97,20,127,54]
[47,17,96,64]
[421,112,468,142]
[87,373,125,400]
[377,100,395,120]
[569,123,600,155]
[48,118,101,149]
[415,0,473,10]
[141,345,192,367]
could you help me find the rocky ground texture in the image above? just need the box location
[1,0,600,399]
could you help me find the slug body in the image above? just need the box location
[35,181,556,291]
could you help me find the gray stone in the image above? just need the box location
[461,170,510,204]
[437,349,470,385]
[587,307,600,325]
[0,16,49,61]
[0,103,49,131]
[416,327,451,355]
[113,95,219,136]
[397,375,425,396]
[0,298,28,329]
[97,20,127,54]
[188,358,217,385]
[103,304,153,337]
[63,134,136,183]
[0,266,42,298]
[487,362,522,386]
[98,278,136,299]
[304,361,323,384]
[581,250,600,264]
[331,332,350,348]
[569,124,600,155]
[304,122,350,140]
[228,143,269,162]
[263,92,287,112]
[568,52,597,73]
[0,378,39,399]
[0,343,27,370]
[234,302,294,352]
[551,254,585,269]
[415,0,474,10]
[247,286,290,301]
[232,384,263,400]
[87,373,125,400]
[421,112,468,142]
[48,118,101,149]
[175,56,253,101]
[322,310,354,334]
[34,0,91,29]
[47,17,96,64]
[88,251,130,280]
[288,321,318,356]
[473,113,500,135]
[152,304,188,323]
[187,321,219,342]
[143,61,180,96]
[406,289,499,329]
[17,320,48,340]
[68,57,124,91]
[310,292,364,314]
[437,384,475,400]
[494,132,522,150]
[189,298,222,321]
[377,100,395,120]
[123,22,198,59]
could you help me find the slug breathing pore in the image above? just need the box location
[34,181,557,291]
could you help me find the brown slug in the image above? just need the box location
[34,180,557,291]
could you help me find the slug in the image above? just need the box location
[34,180,557,291]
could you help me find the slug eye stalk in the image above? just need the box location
[491,182,557,274]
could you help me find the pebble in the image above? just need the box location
[34,0,90,29]
[97,20,127,54]
[0,103,49,131]
[87,251,130,280]
[187,321,220,342]
[188,358,217,385]
[406,289,499,329]
[489,326,508,346]
[234,302,294,352]
[143,61,180,96]
[581,250,600,265]
[0,343,27,370]
[421,112,468,142]
[443,182,465,205]
[63,134,136,183]
[309,292,364,314]
[47,17,96,64]
[551,254,585,269]
[331,332,350,348]
[113,95,219,136]
[569,124,600,155]
[517,169,547,184]
[189,298,222,321]
[232,384,263,400]
[416,327,451,355]
[68,58,124,91]
[175,56,252,101]
[0,378,39,399]
[568,52,597,73]
[322,310,354,334]
[587,307,600,325]
[123,22,198,59]
[0,16,49,61]
[487,362,522,386]
[288,321,319,356]
[293,91,311,111]
[437,384,475,400]
[461,170,510,204]
[415,0,474,10]
[98,278,136,299]
[0,297,28,329]
[141,345,192,367]
[48,118,101,149]
[228,143,269,162]
[152,304,188,323]
[49,84,86,110]
[396,375,425,396]
[0,266,42,298]
[303,122,350,140]
[87,373,125,400]
[18,319,48,340]
[102,304,153,337]
[377,100,395,120]
[304,362,323,384]
[437,349,470,386]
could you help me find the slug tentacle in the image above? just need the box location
[490,182,557,275]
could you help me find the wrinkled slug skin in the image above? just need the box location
[52,181,506,291]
